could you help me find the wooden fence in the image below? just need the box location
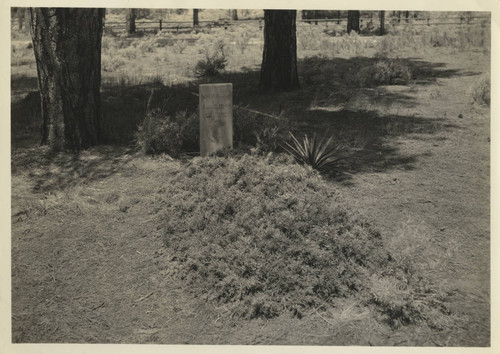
[100,15,490,34]
[12,15,490,33]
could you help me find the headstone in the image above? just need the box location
[199,83,233,156]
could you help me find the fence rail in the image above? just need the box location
[11,15,490,32]
[99,15,490,33]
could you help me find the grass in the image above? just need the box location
[10,10,490,346]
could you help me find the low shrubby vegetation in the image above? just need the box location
[355,58,413,87]
[155,154,453,325]
[469,73,490,106]
[136,108,291,156]
[233,110,292,154]
[193,40,228,78]
[299,55,413,88]
[136,88,293,156]
[136,109,199,156]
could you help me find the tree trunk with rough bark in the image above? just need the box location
[347,10,360,34]
[259,10,299,91]
[379,10,385,35]
[193,9,199,27]
[126,8,136,34]
[29,8,104,151]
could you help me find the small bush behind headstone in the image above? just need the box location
[193,40,228,78]
[136,110,199,156]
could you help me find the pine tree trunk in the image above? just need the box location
[379,11,385,35]
[347,10,360,34]
[127,9,136,34]
[193,9,199,27]
[259,10,299,91]
[29,8,104,151]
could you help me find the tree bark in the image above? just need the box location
[347,10,360,34]
[29,8,104,151]
[193,9,199,27]
[126,8,136,34]
[231,10,238,21]
[259,10,299,91]
[379,11,385,35]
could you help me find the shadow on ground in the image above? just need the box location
[11,145,137,193]
[11,55,466,186]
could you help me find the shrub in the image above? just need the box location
[233,109,292,153]
[101,54,125,72]
[469,74,490,106]
[160,155,387,318]
[173,39,188,54]
[136,110,199,156]
[193,40,228,78]
[355,58,413,87]
[118,46,137,60]
[137,37,157,53]
[374,36,397,58]
[155,155,449,323]
[235,33,251,54]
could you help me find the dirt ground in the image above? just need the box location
[10,45,490,347]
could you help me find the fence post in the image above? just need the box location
[159,19,162,31]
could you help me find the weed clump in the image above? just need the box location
[194,40,228,78]
[233,110,292,154]
[355,58,413,87]
[469,74,490,106]
[157,155,445,321]
[136,110,198,156]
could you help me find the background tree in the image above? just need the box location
[126,8,136,34]
[11,7,27,30]
[231,9,238,21]
[29,8,104,151]
[193,9,199,27]
[379,10,385,35]
[347,10,360,34]
[259,10,299,91]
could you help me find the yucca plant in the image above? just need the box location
[282,132,345,173]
